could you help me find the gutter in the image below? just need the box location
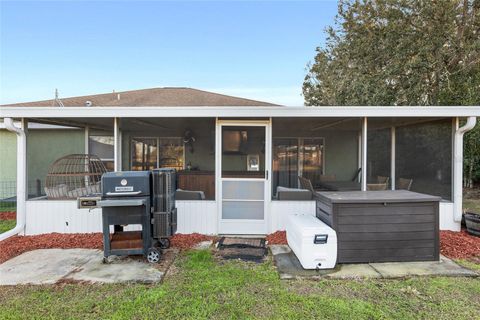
[454,116,477,222]
[0,118,26,241]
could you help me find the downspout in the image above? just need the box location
[453,116,477,222]
[0,118,27,241]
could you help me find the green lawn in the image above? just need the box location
[1,250,479,320]
[0,206,15,213]
[0,220,16,234]
[464,199,480,213]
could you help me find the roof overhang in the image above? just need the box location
[1,106,479,119]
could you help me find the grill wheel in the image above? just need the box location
[146,247,161,263]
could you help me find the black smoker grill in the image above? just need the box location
[99,169,177,263]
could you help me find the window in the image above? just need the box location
[131,137,184,171]
[89,136,114,171]
[131,138,158,171]
[395,119,452,200]
[273,138,324,193]
[158,138,184,170]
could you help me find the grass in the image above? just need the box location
[0,206,15,213]
[455,259,480,272]
[0,220,16,234]
[0,250,479,320]
[464,199,480,214]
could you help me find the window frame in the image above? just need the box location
[88,135,115,171]
[272,136,325,192]
[130,136,185,171]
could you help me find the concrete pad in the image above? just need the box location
[193,240,213,250]
[269,245,292,256]
[0,249,164,285]
[370,256,478,278]
[325,264,382,279]
[270,245,478,280]
[0,249,99,285]
[272,249,381,279]
[69,254,163,284]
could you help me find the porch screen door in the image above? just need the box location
[218,121,271,234]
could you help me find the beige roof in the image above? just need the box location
[1,87,278,107]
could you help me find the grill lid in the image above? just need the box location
[101,171,151,197]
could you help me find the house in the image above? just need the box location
[0,87,276,196]
[1,87,479,262]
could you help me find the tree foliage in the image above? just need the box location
[303,0,480,184]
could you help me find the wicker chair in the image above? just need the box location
[319,174,336,182]
[376,176,390,184]
[398,178,413,190]
[367,183,388,191]
[298,176,315,192]
[45,154,107,199]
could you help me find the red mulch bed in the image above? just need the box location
[0,211,16,220]
[266,231,287,245]
[440,229,480,259]
[170,233,216,250]
[0,232,218,263]
[0,233,103,264]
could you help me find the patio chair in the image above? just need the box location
[298,176,315,193]
[351,168,362,182]
[376,176,390,184]
[276,186,312,200]
[319,174,336,182]
[367,183,388,191]
[398,178,413,190]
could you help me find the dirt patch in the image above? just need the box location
[464,188,480,200]
[266,231,287,245]
[0,211,16,220]
[440,229,480,259]
[170,233,217,250]
[0,233,103,264]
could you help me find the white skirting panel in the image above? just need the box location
[439,201,460,231]
[176,200,217,235]
[269,201,316,233]
[25,200,218,235]
[25,200,102,235]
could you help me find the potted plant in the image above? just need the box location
[464,210,480,237]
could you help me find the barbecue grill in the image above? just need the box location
[95,169,177,263]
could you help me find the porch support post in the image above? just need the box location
[357,131,362,182]
[361,117,368,191]
[84,125,89,154]
[390,126,396,190]
[0,118,27,240]
[453,116,477,222]
[114,117,122,171]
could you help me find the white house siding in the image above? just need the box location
[24,199,218,235]
[25,200,102,235]
[176,201,217,235]
[439,201,460,231]
[23,199,457,235]
[269,201,316,233]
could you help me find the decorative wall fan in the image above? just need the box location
[183,129,196,153]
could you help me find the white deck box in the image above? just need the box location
[286,214,337,269]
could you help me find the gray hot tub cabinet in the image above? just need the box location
[315,190,441,263]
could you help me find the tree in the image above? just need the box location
[303,0,480,185]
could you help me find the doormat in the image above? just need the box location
[217,237,267,263]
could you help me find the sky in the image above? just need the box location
[0,0,337,106]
